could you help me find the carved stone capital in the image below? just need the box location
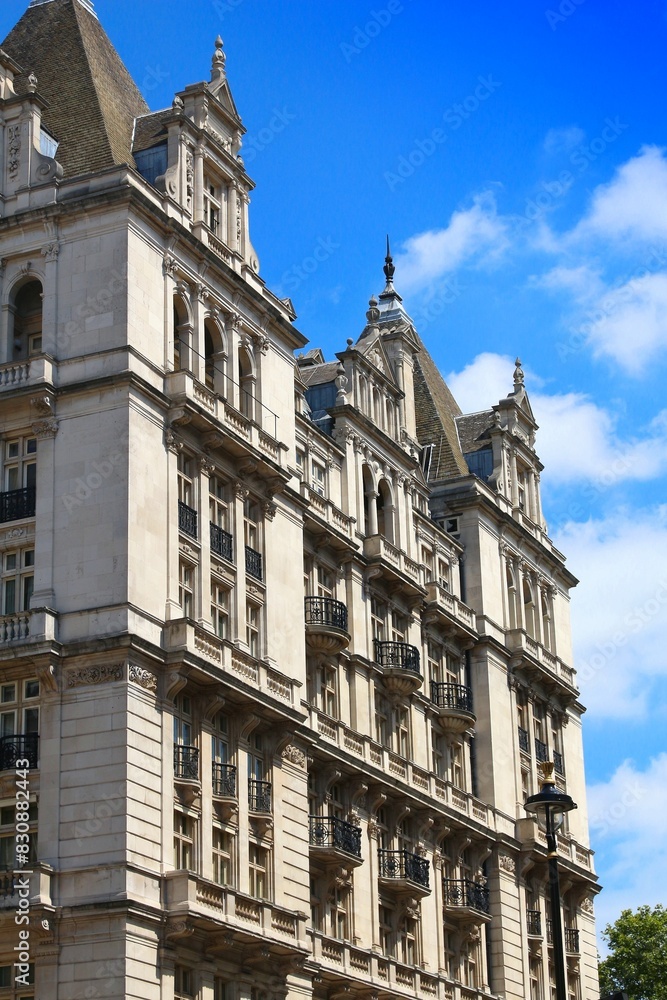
[40,242,60,262]
[129,664,158,692]
[31,419,59,439]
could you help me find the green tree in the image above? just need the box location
[598,904,667,1000]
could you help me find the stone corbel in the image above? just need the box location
[165,668,189,701]
[203,692,226,722]
[238,713,261,743]
[35,662,57,694]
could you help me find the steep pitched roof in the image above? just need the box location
[412,332,470,480]
[2,0,149,177]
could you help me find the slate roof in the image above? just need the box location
[456,410,494,454]
[412,332,469,481]
[298,361,340,387]
[133,110,172,154]
[3,0,149,177]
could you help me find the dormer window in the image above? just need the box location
[204,176,222,235]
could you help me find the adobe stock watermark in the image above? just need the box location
[212,0,246,19]
[545,0,587,32]
[593,780,644,837]
[340,0,414,63]
[384,75,502,191]
[62,264,128,354]
[411,277,465,330]
[516,116,628,233]
[557,244,667,361]
[242,106,297,164]
[578,577,667,684]
[73,784,125,849]
[280,236,340,294]
[62,435,128,515]
[141,65,170,94]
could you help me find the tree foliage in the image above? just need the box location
[598,904,667,1000]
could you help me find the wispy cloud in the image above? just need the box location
[395,192,509,292]
[543,125,586,155]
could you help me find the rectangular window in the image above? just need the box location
[0,678,39,738]
[379,903,394,956]
[0,802,38,869]
[431,729,446,778]
[248,842,269,899]
[209,475,229,531]
[173,695,193,747]
[204,176,222,235]
[2,549,34,615]
[173,811,195,871]
[212,826,234,885]
[177,453,195,507]
[311,460,326,497]
[3,437,36,493]
[210,579,229,639]
[246,602,260,657]
[179,561,195,619]
[450,742,465,790]
[319,664,337,718]
[370,597,385,642]
[438,558,451,590]
[392,704,410,758]
[295,448,305,480]
[174,965,195,1000]
[374,691,390,748]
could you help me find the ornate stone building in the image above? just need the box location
[0,2,599,999]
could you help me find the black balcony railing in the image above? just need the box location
[518,726,530,753]
[535,738,549,763]
[212,762,237,797]
[374,640,421,674]
[245,545,263,581]
[527,909,542,935]
[565,928,580,953]
[249,779,271,813]
[442,878,490,914]
[430,681,473,713]
[0,487,36,523]
[304,597,348,631]
[309,815,362,858]
[210,523,233,561]
[178,500,198,539]
[173,744,199,781]
[553,750,565,776]
[0,734,38,771]
[378,849,429,888]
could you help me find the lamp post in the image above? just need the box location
[525,761,577,1000]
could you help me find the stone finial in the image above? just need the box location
[172,95,184,111]
[513,357,525,389]
[383,234,395,287]
[27,71,38,93]
[211,35,226,86]
[366,296,380,327]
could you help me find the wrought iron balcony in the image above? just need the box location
[430,681,475,734]
[430,682,473,712]
[535,738,549,763]
[305,597,348,631]
[442,877,490,915]
[178,500,198,539]
[553,750,565,776]
[249,779,271,813]
[0,487,36,523]
[173,744,199,781]
[526,909,542,935]
[518,726,530,753]
[378,849,429,889]
[210,523,233,561]
[245,545,263,581]
[0,734,38,771]
[374,640,420,673]
[309,815,362,858]
[212,762,237,797]
[565,927,580,953]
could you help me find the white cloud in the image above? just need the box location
[533,264,603,302]
[586,270,667,373]
[554,507,667,718]
[395,192,508,291]
[571,145,667,244]
[447,353,667,487]
[543,125,585,155]
[588,755,667,940]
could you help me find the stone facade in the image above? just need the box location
[0,3,599,999]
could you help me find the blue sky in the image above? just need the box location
[3,0,667,942]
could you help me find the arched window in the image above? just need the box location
[238,346,254,418]
[173,295,190,372]
[541,591,552,650]
[362,464,375,536]
[377,479,394,543]
[11,280,43,360]
[204,319,226,394]
[506,563,517,630]
[523,578,536,638]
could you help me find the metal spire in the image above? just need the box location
[383,235,395,287]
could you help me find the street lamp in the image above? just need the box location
[525,761,577,1000]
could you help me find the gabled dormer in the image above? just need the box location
[487,359,545,530]
[134,37,260,274]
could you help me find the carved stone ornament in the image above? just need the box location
[234,480,249,501]
[163,254,177,277]
[281,744,306,768]
[7,125,21,179]
[31,419,59,439]
[186,152,194,212]
[165,429,182,454]
[262,499,277,521]
[580,896,594,915]
[31,395,53,416]
[67,663,124,688]
[41,242,60,262]
[498,852,517,876]
[36,663,58,693]
[129,664,158,692]
[198,453,215,476]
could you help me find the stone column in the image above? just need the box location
[40,242,59,358]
